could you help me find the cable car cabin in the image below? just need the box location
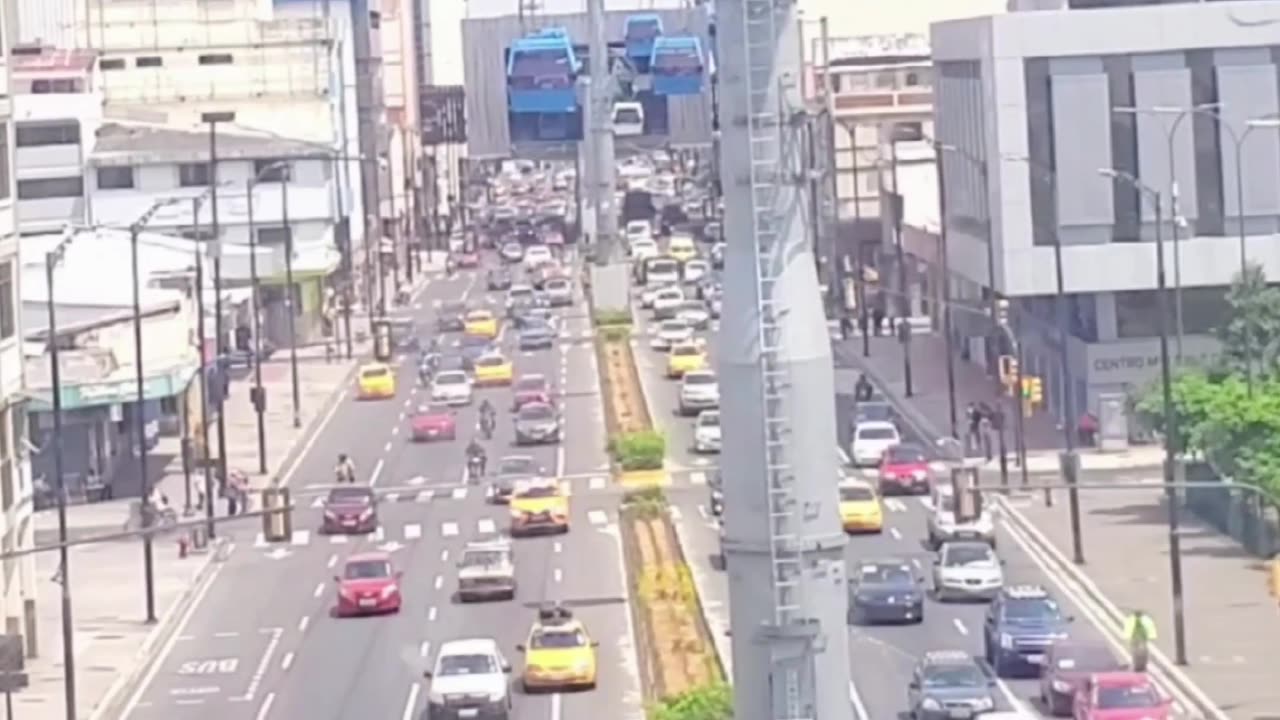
[623,14,663,72]
[506,36,580,114]
[650,36,705,96]
[611,102,644,137]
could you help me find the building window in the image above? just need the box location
[254,159,291,182]
[257,227,293,247]
[17,177,84,200]
[370,11,381,29]
[136,56,163,68]
[0,123,10,201]
[198,53,234,66]
[100,58,125,71]
[178,226,217,241]
[891,122,923,142]
[15,122,80,147]
[874,71,897,89]
[0,263,13,341]
[97,166,135,190]
[0,410,10,512]
[179,163,212,187]
[31,78,84,93]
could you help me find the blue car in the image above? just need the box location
[458,335,493,368]
[982,585,1073,677]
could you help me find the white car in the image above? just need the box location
[543,277,573,307]
[424,638,513,718]
[431,371,474,406]
[651,319,694,351]
[499,242,524,263]
[850,420,900,467]
[612,101,645,137]
[506,284,535,314]
[640,283,677,309]
[630,238,660,261]
[676,301,711,330]
[927,484,996,549]
[524,245,553,268]
[651,287,685,319]
[679,370,720,415]
[682,259,710,283]
[626,220,654,243]
[933,540,1004,602]
[693,410,721,454]
[645,257,682,287]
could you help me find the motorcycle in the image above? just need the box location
[467,455,485,482]
[480,414,496,440]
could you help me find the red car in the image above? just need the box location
[1040,642,1126,716]
[455,250,481,268]
[877,443,932,495]
[334,552,402,617]
[512,374,553,411]
[410,403,458,441]
[1073,672,1171,720]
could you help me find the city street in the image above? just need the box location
[630,296,1195,719]
[116,257,641,720]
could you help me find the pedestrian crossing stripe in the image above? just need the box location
[588,476,606,490]
[441,522,459,537]
[668,506,683,521]
[253,511,618,548]
[588,510,609,526]
[688,472,706,485]
[451,487,467,500]
[477,518,496,534]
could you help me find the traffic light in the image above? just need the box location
[995,298,1011,326]
[1022,376,1043,405]
[999,355,1018,384]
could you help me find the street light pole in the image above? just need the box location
[128,222,158,624]
[245,182,268,473]
[887,137,913,397]
[1099,168,1187,666]
[191,224,216,540]
[281,171,303,428]
[43,241,77,720]
[202,111,235,508]
[931,143,959,438]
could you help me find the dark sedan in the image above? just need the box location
[518,320,556,351]
[489,455,546,504]
[708,471,723,516]
[847,559,925,624]
[487,269,513,291]
[459,335,493,368]
[321,486,378,534]
[436,302,467,332]
[1039,642,1125,716]
[513,402,561,445]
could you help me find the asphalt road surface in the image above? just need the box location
[119,253,642,720]
[629,285,1149,720]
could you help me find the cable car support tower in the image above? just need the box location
[715,0,851,718]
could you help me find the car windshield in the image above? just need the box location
[361,367,389,379]
[685,373,715,385]
[417,405,451,416]
[327,488,372,504]
[498,457,538,475]
[922,665,986,688]
[1054,646,1118,671]
[437,653,499,677]
[859,564,912,585]
[515,377,547,392]
[516,484,559,499]
[858,427,896,440]
[681,302,705,312]
[435,372,468,386]
[466,312,492,321]
[661,321,688,333]
[511,287,533,297]
[944,544,995,566]
[344,560,391,580]
[686,261,708,271]
[546,280,569,290]
[672,346,700,357]
[857,404,892,421]
[461,550,507,567]
[697,412,720,427]
[477,356,506,367]
[531,628,587,649]
[442,303,466,314]
[840,486,875,502]
[519,405,554,420]
[461,336,490,348]
[503,244,522,253]
[1097,684,1160,708]
[886,445,925,464]
[1003,597,1062,623]
[649,259,679,275]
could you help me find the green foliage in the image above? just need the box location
[594,309,633,327]
[1217,263,1280,376]
[649,684,733,720]
[601,325,630,343]
[609,430,666,471]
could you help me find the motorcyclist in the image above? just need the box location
[479,404,497,439]
[854,373,874,402]
[445,255,458,278]
[335,453,356,483]
[479,399,495,424]
[465,439,487,478]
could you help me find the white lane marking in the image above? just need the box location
[409,476,427,485]
[313,583,324,598]
[383,441,392,452]
[440,549,449,562]
[370,459,385,485]
[391,426,400,436]
[255,692,276,720]
[848,681,870,720]
[281,652,295,671]
[889,527,902,541]
[553,541,563,554]
[688,472,707,485]
[213,631,239,638]
[441,522,459,537]
[477,518,497,534]
[291,530,311,546]
[254,532,267,547]
[385,492,400,503]
[401,683,421,720]
[433,575,444,590]
[556,445,566,476]
[329,535,348,545]
[372,526,386,542]
[310,496,324,509]
[279,387,349,487]
[553,568,563,583]
[588,510,609,526]
[884,498,907,513]
[420,640,432,658]
[242,628,283,701]
[588,476,606,490]
[697,505,709,520]
[297,616,310,633]
[451,486,468,500]
[668,506,683,521]
[952,618,968,636]
[428,606,438,621]
[405,523,423,540]
[550,691,563,720]
[416,490,434,503]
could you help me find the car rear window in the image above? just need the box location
[672,346,699,357]
[697,412,720,427]
[858,427,897,440]
[684,373,715,385]
[840,486,875,502]
[467,311,492,321]
[477,356,505,367]
[344,560,390,579]
[361,367,389,379]
[435,372,468,385]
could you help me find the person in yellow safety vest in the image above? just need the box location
[1122,609,1158,672]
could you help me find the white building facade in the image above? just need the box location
[931,0,1280,425]
[0,2,40,663]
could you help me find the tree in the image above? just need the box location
[1216,263,1280,378]
[650,684,733,720]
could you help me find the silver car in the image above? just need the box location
[932,540,1004,602]
[543,277,573,307]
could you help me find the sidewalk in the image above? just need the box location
[19,266,440,720]
[840,334,1164,473]
[842,333,1278,718]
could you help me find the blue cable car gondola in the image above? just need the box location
[506,35,580,114]
[624,14,663,71]
[650,35,705,96]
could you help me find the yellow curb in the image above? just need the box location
[618,469,670,488]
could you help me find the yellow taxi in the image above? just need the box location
[838,480,884,533]
[356,363,396,399]
[509,478,569,536]
[464,309,499,339]
[668,235,697,262]
[666,340,707,378]
[473,352,514,386]
[517,606,598,691]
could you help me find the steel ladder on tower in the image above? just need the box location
[741,0,808,718]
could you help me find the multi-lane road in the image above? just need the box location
[629,288,1178,720]
[118,255,643,720]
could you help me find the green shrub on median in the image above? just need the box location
[649,683,732,720]
[609,430,666,471]
[594,309,633,327]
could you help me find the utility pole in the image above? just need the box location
[584,0,628,313]
[351,0,386,322]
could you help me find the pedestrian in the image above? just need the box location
[872,307,886,337]
[1077,411,1099,447]
[1123,609,1157,672]
[977,403,995,461]
[857,313,869,340]
[839,315,852,340]
[966,403,982,452]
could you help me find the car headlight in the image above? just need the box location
[920,697,941,710]
[427,691,445,705]
[487,691,506,703]
[999,633,1014,649]
[974,696,994,711]
[380,584,398,599]
[573,660,591,672]
[1052,679,1072,693]
[912,470,927,480]
[324,511,337,520]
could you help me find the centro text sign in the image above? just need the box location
[1085,337,1220,387]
